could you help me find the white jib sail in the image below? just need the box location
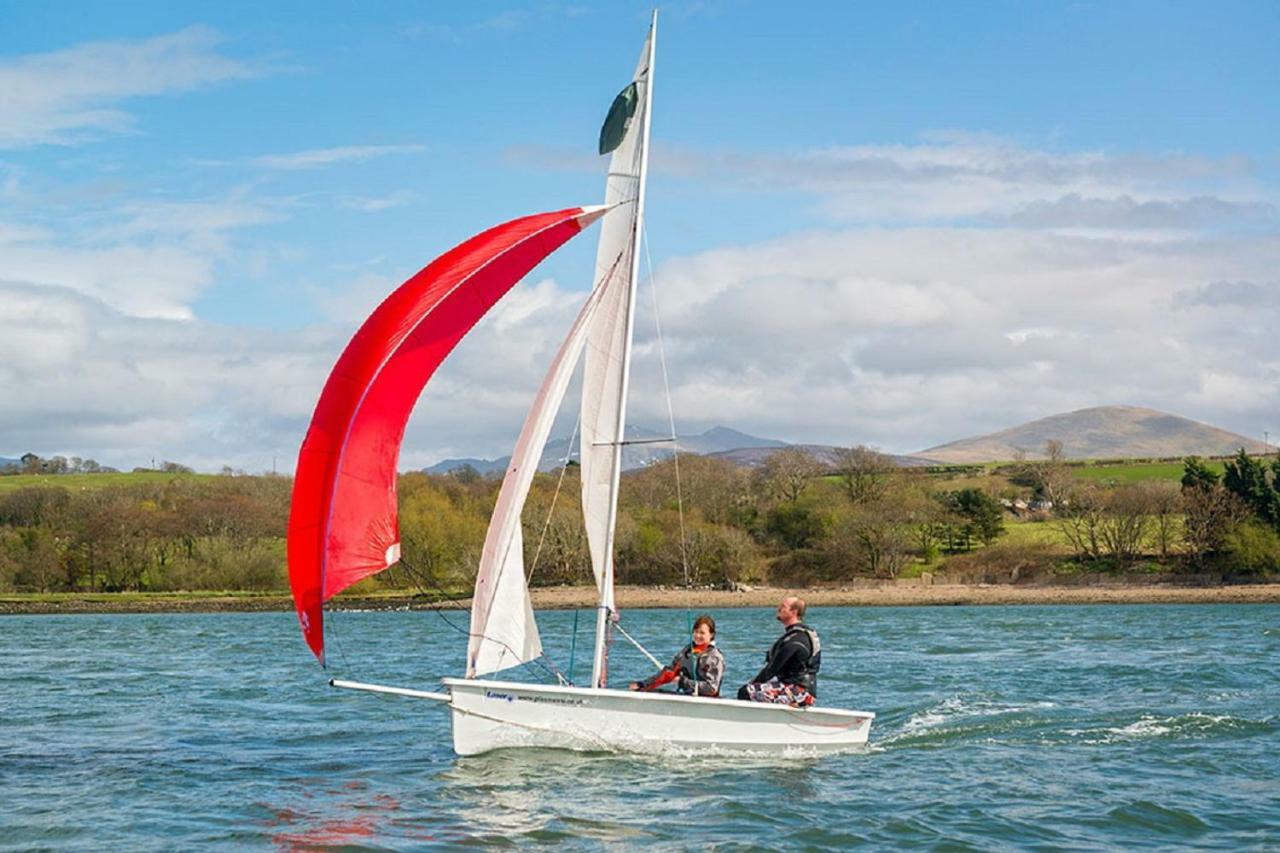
[582,15,656,687]
[466,256,614,678]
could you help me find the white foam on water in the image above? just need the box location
[1066,712,1242,744]
[893,694,1058,740]
[1115,716,1177,738]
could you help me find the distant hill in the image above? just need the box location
[0,456,20,471]
[424,425,788,475]
[709,444,933,469]
[919,406,1267,463]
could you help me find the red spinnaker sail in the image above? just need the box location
[288,206,607,662]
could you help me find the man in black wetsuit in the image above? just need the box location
[736,596,821,706]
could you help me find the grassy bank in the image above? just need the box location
[0,471,220,494]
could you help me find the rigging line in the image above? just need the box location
[641,221,691,588]
[324,603,354,675]
[521,240,628,590]
[393,557,564,683]
[566,608,580,685]
[613,619,664,670]
[526,411,582,584]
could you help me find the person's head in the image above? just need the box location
[775,596,805,627]
[692,614,716,646]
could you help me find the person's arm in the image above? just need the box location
[632,649,685,691]
[750,638,803,684]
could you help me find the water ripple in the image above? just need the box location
[1,604,1277,848]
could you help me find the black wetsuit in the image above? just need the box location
[737,622,821,700]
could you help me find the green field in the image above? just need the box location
[1000,519,1071,548]
[0,471,223,494]
[1071,460,1226,484]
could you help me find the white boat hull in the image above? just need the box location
[441,677,874,757]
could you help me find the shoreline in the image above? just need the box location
[2,582,1277,614]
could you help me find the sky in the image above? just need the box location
[1,1,1277,472]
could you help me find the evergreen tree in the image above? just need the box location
[1223,449,1280,530]
[1181,456,1220,492]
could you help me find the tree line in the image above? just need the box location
[1,445,1276,594]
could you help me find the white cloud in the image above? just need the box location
[1,240,214,319]
[5,218,1276,470]
[0,280,340,470]
[0,272,591,472]
[4,125,1277,470]
[1003,194,1275,230]
[0,27,259,149]
[618,224,1280,453]
[0,193,282,318]
[249,144,425,170]
[522,135,1271,233]
[86,198,284,251]
[336,191,416,212]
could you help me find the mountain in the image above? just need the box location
[424,425,788,475]
[422,456,510,476]
[708,444,933,469]
[918,406,1268,463]
[0,456,20,471]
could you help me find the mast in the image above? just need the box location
[589,11,657,688]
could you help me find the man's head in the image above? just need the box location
[775,596,805,627]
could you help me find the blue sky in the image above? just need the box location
[2,1,1277,470]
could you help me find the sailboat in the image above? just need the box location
[287,12,874,756]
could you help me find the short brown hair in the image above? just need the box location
[786,597,807,619]
[692,614,716,637]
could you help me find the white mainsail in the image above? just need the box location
[581,15,656,687]
[465,244,614,678]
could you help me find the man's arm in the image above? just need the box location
[750,639,804,684]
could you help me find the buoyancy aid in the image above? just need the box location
[681,642,722,696]
[769,622,822,696]
[642,642,721,695]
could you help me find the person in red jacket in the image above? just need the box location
[629,614,726,697]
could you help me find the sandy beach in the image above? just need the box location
[2,582,1277,614]
[567,583,1280,609]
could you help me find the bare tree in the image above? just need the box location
[1056,483,1106,561]
[832,445,897,506]
[898,483,948,562]
[1098,485,1152,567]
[1009,440,1072,508]
[1182,486,1248,569]
[624,455,751,527]
[1142,481,1182,560]
[756,447,824,504]
[826,501,912,578]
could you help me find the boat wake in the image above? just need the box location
[876,693,1059,749]
[875,693,1274,750]
[1062,712,1275,745]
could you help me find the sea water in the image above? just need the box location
[2,604,1277,849]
